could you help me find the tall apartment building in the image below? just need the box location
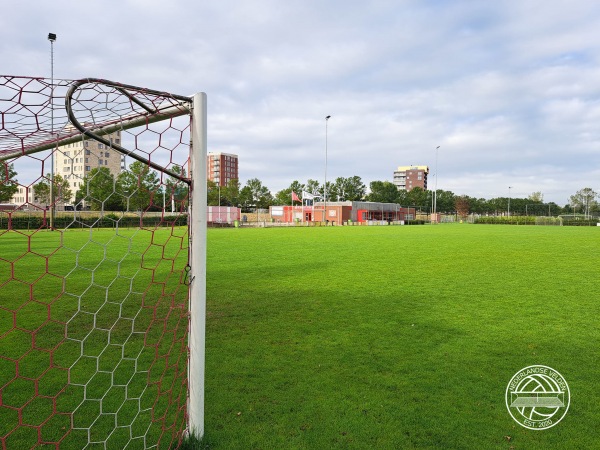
[393,165,429,191]
[54,131,123,202]
[207,152,238,186]
[10,132,123,208]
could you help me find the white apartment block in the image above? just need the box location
[10,133,123,208]
[55,132,123,197]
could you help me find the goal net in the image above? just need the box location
[0,76,206,449]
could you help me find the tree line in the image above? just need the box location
[211,176,600,217]
[0,162,188,213]
[1,162,597,217]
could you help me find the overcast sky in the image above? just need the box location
[2,0,600,205]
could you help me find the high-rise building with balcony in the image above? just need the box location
[10,132,124,208]
[54,131,123,198]
[393,165,429,191]
[207,152,238,186]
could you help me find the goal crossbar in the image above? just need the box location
[0,77,192,183]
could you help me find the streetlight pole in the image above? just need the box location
[48,33,57,230]
[324,115,331,224]
[508,186,512,216]
[433,145,440,223]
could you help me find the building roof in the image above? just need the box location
[395,165,429,172]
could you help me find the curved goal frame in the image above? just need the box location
[0,76,206,448]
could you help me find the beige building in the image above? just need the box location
[54,132,123,198]
[9,133,123,208]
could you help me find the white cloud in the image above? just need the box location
[2,0,600,204]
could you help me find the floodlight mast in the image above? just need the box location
[433,145,440,222]
[324,115,331,223]
[48,32,56,229]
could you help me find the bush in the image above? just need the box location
[535,217,563,226]
[474,216,535,225]
[561,219,598,226]
[473,215,599,226]
[0,213,189,230]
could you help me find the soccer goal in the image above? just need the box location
[0,76,206,449]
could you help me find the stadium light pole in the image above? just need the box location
[324,115,331,224]
[48,33,57,230]
[433,145,440,223]
[508,186,512,216]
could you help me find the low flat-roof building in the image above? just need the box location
[270,201,416,225]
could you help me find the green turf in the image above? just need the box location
[204,225,600,449]
[0,227,189,449]
[2,224,599,449]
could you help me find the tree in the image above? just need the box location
[434,189,456,214]
[305,179,321,197]
[240,178,273,209]
[367,181,398,203]
[165,165,189,211]
[469,197,489,215]
[406,187,430,211]
[569,187,598,217]
[34,173,72,206]
[222,178,240,207]
[274,180,305,205]
[76,168,122,211]
[330,176,366,201]
[117,161,161,211]
[547,202,562,216]
[455,196,470,219]
[528,191,544,203]
[0,163,18,203]
[33,180,50,205]
[207,180,220,206]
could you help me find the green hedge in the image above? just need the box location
[474,216,599,226]
[561,219,599,226]
[474,216,536,225]
[0,214,188,230]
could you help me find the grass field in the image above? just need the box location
[203,224,600,449]
[0,227,189,449]
[1,224,599,449]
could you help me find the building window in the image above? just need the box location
[99,160,103,165]
[85,166,90,171]
[98,144,104,149]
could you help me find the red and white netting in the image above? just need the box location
[0,76,194,449]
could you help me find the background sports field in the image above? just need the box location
[204,225,599,449]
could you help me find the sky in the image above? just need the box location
[1,0,600,205]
